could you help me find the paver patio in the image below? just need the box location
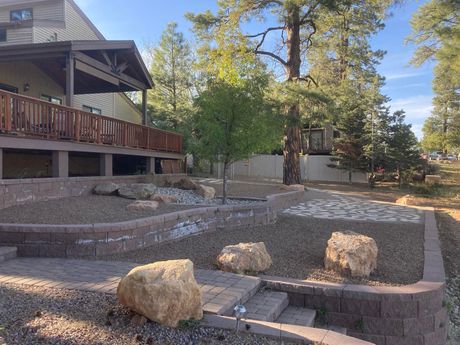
[283,188,423,223]
[0,258,260,316]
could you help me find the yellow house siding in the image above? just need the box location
[73,93,114,116]
[114,93,142,124]
[0,61,64,101]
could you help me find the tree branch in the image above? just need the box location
[299,0,320,25]
[255,50,287,66]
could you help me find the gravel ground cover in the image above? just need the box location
[0,283,292,345]
[196,180,286,199]
[104,214,424,286]
[0,195,199,224]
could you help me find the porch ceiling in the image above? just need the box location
[0,40,153,94]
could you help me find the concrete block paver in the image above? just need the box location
[0,258,261,317]
[244,290,289,322]
[276,306,316,327]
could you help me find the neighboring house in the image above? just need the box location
[0,0,183,179]
[301,123,336,155]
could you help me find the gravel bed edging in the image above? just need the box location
[0,189,304,258]
[260,208,447,345]
[202,314,373,345]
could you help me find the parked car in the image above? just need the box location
[447,154,458,161]
[429,151,443,160]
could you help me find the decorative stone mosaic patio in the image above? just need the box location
[283,189,423,223]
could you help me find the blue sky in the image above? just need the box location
[75,0,433,138]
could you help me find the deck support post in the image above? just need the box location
[52,151,69,178]
[146,156,155,174]
[66,53,75,107]
[142,89,147,126]
[100,153,113,176]
[0,148,3,179]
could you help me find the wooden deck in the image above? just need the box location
[0,90,182,154]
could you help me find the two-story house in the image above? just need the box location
[0,0,183,179]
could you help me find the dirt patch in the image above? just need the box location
[0,283,288,345]
[104,214,424,286]
[0,196,199,224]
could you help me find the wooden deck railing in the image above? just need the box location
[0,90,183,153]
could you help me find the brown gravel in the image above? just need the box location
[198,180,285,198]
[103,214,424,286]
[0,283,293,345]
[0,196,199,224]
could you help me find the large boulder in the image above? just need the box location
[425,175,441,185]
[151,194,178,204]
[281,184,305,192]
[216,242,272,274]
[93,183,120,195]
[196,184,216,199]
[173,178,198,190]
[117,259,203,327]
[118,183,157,200]
[324,231,378,277]
[126,200,159,211]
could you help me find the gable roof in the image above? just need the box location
[0,40,153,93]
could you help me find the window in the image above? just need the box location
[10,8,33,22]
[0,83,18,93]
[0,29,6,42]
[83,105,102,115]
[40,94,62,105]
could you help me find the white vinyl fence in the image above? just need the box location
[216,154,368,183]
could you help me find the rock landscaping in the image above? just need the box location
[216,242,272,274]
[117,183,157,200]
[324,231,378,277]
[107,214,424,286]
[125,200,159,211]
[117,259,202,327]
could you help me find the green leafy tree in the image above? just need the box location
[193,78,282,203]
[147,22,194,133]
[384,111,421,188]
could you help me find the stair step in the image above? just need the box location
[276,306,316,327]
[0,247,17,263]
[243,290,289,322]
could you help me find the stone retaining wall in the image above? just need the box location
[263,209,447,345]
[0,189,304,258]
[0,174,186,209]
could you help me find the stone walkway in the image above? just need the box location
[0,258,260,316]
[283,188,423,223]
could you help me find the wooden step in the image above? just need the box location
[0,247,17,263]
[276,306,316,327]
[243,290,289,322]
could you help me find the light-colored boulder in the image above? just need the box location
[117,259,203,327]
[216,242,272,274]
[151,194,178,204]
[396,194,420,206]
[324,231,378,277]
[118,183,157,199]
[281,184,305,191]
[425,175,441,185]
[126,200,159,211]
[93,183,120,195]
[174,178,198,190]
[196,184,216,199]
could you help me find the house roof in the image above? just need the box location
[0,40,153,94]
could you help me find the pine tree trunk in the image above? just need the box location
[283,5,302,185]
[222,161,228,205]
